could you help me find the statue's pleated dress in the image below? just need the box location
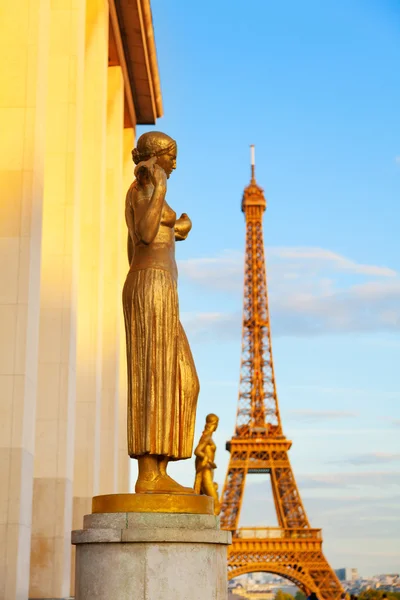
[122,193,199,460]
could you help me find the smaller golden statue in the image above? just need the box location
[194,414,220,515]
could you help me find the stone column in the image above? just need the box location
[28,2,86,598]
[0,2,50,598]
[117,128,135,494]
[71,0,108,594]
[98,66,124,496]
[72,512,231,600]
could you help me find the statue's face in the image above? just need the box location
[157,145,177,178]
[208,420,219,433]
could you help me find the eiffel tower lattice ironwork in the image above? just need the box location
[220,147,343,600]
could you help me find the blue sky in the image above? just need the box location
[134,0,400,577]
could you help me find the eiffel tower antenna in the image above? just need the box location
[219,151,343,600]
[250,144,256,182]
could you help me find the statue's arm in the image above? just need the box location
[194,434,210,461]
[127,234,133,265]
[174,213,192,241]
[194,442,206,459]
[134,166,167,245]
[125,186,135,265]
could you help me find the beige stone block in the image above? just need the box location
[67,101,78,154]
[0,171,23,236]
[9,521,33,598]
[41,202,67,254]
[51,9,76,53]
[34,422,58,478]
[14,303,28,375]
[21,169,33,236]
[30,534,55,597]
[0,376,14,448]
[61,292,74,359]
[0,49,28,107]
[65,152,77,207]
[0,449,11,523]
[54,478,73,537]
[46,104,71,155]
[70,545,76,598]
[30,477,73,597]
[0,523,6,597]
[0,9,29,46]
[37,307,63,364]
[47,56,70,104]
[0,304,17,374]
[16,235,31,304]
[53,534,72,597]
[43,153,67,204]
[3,522,21,599]
[39,259,66,310]
[25,46,41,108]
[0,237,19,303]
[67,57,78,104]
[51,0,74,10]
[10,375,26,448]
[36,362,61,422]
[72,497,92,531]
[72,449,90,494]
[22,106,37,167]
[58,364,74,423]
[7,448,34,527]
[31,477,56,537]
[55,426,69,479]
[64,203,75,255]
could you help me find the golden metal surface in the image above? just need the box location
[123,132,199,496]
[194,414,220,515]
[92,493,213,515]
[220,148,343,600]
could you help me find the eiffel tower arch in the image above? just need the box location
[220,147,343,600]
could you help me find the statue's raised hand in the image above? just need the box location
[150,163,167,188]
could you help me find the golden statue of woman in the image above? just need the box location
[194,414,220,515]
[123,131,199,495]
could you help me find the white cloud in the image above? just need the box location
[178,247,400,338]
[287,409,359,421]
[297,470,400,490]
[268,247,396,278]
[180,310,241,341]
[333,452,400,466]
[179,249,243,292]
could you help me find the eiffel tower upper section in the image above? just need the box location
[235,146,283,440]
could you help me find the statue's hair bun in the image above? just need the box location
[132,148,141,165]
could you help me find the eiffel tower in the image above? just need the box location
[220,147,342,600]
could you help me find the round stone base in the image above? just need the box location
[72,511,231,600]
[92,492,213,514]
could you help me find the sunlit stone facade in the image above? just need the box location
[0,2,162,598]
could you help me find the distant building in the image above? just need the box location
[335,568,359,582]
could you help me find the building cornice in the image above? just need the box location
[109,0,163,127]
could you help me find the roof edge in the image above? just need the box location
[139,0,163,119]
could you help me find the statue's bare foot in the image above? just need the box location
[159,473,194,495]
[135,474,194,495]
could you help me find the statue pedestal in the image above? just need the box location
[71,498,231,600]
